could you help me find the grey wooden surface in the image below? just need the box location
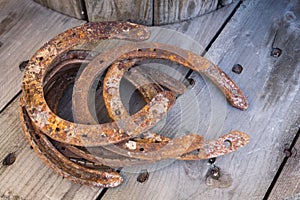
[0,99,101,200]
[0,0,84,111]
[0,1,238,200]
[0,0,98,199]
[101,0,300,199]
[85,0,153,25]
[267,3,300,199]
[33,0,86,20]
[154,0,218,25]
[0,0,299,199]
[34,0,219,25]
[269,129,300,200]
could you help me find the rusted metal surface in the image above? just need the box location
[72,43,249,160]
[20,22,250,188]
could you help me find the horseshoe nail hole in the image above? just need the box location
[82,134,88,138]
[19,60,29,72]
[153,48,157,52]
[271,48,282,58]
[187,78,195,86]
[139,148,144,152]
[99,60,104,64]
[224,140,232,148]
[232,64,243,74]
[208,157,216,164]
[61,147,66,151]
[115,110,121,115]
[137,49,142,52]
[56,127,60,132]
[38,57,43,61]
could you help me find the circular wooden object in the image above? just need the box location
[34,0,220,25]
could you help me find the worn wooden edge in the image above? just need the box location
[268,120,300,199]
[154,0,219,25]
[38,0,224,25]
[33,0,86,20]
[84,0,154,25]
[0,0,85,112]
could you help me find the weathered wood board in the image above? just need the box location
[101,0,300,199]
[1,0,299,199]
[34,0,86,20]
[0,99,101,200]
[154,0,218,25]
[267,2,300,198]
[85,0,153,25]
[269,130,300,200]
[161,0,234,50]
[84,0,219,25]
[0,0,84,111]
[0,2,239,200]
[0,0,101,199]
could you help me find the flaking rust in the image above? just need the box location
[20,21,250,188]
[72,43,249,160]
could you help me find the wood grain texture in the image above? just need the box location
[0,0,84,111]
[101,0,300,199]
[269,130,300,200]
[154,0,218,25]
[267,1,300,195]
[85,0,153,25]
[33,0,86,19]
[85,0,220,25]
[162,1,238,50]
[0,99,101,200]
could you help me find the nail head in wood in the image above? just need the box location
[2,152,16,166]
[232,64,243,74]
[271,48,282,58]
[137,169,149,183]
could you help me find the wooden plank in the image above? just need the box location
[0,99,101,200]
[85,0,153,25]
[266,2,300,198]
[101,0,300,199]
[269,129,300,200]
[85,0,221,26]
[0,0,84,111]
[161,1,237,50]
[99,2,239,199]
[154,0,218,25]
[33,0,86,20]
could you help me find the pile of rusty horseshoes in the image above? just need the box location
[20,22,250,188]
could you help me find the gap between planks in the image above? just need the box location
[98,1,242,199]
[0,0,85,112]
[0,1,239,200]
[100,0,300,199]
